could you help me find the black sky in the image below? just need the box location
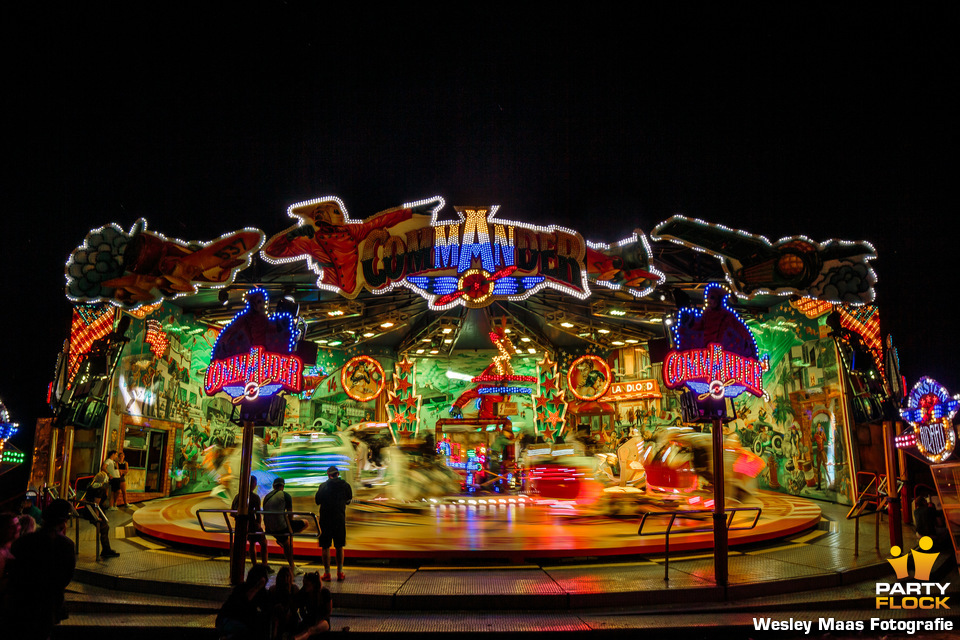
[3,3,958,492]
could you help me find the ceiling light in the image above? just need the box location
[381,321,395,328]
[560,322,574,328]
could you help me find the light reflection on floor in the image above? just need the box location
[133,489,820,560]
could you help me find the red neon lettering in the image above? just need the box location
[204,347,304,396]
[663,344,764,397]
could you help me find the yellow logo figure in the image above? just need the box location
[887,536,939,581]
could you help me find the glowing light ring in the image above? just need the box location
[652,215,877,305]
[341,355,386,402]
[899,376,959,463]
[567,355,612,401]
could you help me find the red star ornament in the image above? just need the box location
[394,376,413,395]
[541,374,558,394]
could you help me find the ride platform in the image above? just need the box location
[132,489,820,561]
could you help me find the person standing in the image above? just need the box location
[102,450,121,510]
[314,465,352,582]
[231,475,269,571]
[262,478,298,575]
[1,499,76,640]
[116,451,129,507]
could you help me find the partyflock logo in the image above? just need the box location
[876,536,950,609]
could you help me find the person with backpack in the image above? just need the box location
[261,477,299,575]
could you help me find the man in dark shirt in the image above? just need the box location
[262,477,298,575]
[314,465,352,581]
[2,499,76,640]
[232,475,269,571]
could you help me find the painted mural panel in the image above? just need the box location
[731,299,852,504]
[103,303,320,496]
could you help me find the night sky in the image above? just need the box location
[3,4,957,495]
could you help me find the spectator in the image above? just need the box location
[231,475,269,571]
[294,572,332,638]
[262,478,299,575]
[102,450,121,510]
[268,565,300,639]
[79,474,119,558]
[914,494,935,537]
[1,499,76,640]
[0,511,20,585]
[117,451,129,507]
[216,563,270,640]
[18,514,36,536]
[21,496,43,526]
[314,465,352,582]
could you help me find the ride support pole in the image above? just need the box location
[883,421,903,550]
[230,420,255,586]
[712,417,728,586]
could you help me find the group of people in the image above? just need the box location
[232,466,353,581]
[220,465,352,637]
[217,566,338,639]
[0,499,76,639]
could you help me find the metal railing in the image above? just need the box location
[637,506,762,580]
[74,499,110,559]
[846,471,902,555]
[196,509,320,551]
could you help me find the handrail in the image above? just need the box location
[846,471,904,555]
[637,506,762,581]
[196,509,321,552]
[75,499,109,559]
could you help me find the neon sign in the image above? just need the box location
[664,344,765,398]
[897,377,958,463]
[261,197,609,310]
[665,284,767,399]
[204,346,304,402]
[205,288,304,403]
[605,379,661,402]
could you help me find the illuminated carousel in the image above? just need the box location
[43,194,908,562]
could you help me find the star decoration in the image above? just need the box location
[394,376,413,394]
[396,358,415,375]
[386,358,422,443]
